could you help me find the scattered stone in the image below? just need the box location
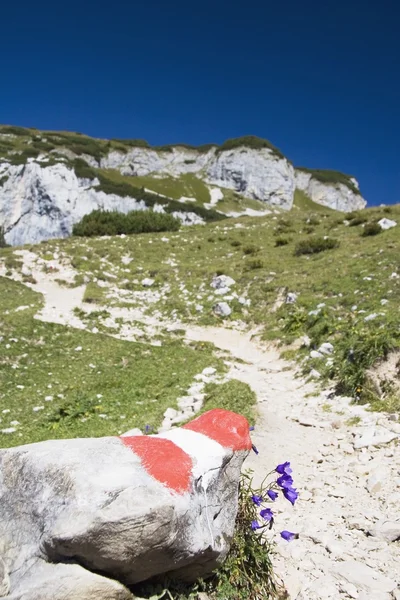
[213,302,231,317]
[332,560,396,595]
[368,520,400,542]
[141,278,154,287]
[202,367,217,377]
[318,342,334,355]
[378,218,397,230]
[211,275,235,289]
[366,471,384,494]
[353,426,399,449]
[309,368,321,378]
[286,292,297,304]
[364,312,379,321]
[310,350,324,359]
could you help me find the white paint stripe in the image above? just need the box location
[158,429,226,480]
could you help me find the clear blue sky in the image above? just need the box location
[1,0,399,205]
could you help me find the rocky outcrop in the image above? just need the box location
[102,146,296,209]
[295,170,366,212]
[0,161,202,245]
[0,409,251,600]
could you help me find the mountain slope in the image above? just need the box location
[0,126,367,245]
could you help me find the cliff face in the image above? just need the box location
[295,170,366,212]
[101,146,296,209]
[0,129,367,245]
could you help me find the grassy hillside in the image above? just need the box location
[2,202,399,418]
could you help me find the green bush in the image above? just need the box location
[362,222,382,237]
[246,258,264,270]
[349,216,368,227]
[216,136,285,160]
[73,158,98,179]
[243,244,260,255]
[72,209,181,237]
[294,237,340,256]
[9,148,40,165]
[275,237,289,247]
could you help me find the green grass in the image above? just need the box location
[0,277,241,448]
[108,171,212,205]
[293,189,342,215]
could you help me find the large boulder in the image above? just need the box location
[0,409,252,600]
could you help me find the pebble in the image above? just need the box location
[332,561,396,595]
[369,520,400,542]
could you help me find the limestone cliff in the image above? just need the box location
[0,128,367,245]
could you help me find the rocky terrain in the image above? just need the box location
[0,126,366,245]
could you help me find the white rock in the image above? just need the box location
[202,367,217,376]
[354,427,398,449]
[332,560,396,594]
[310,350,324,359]
[378,218,397,230]
[368,520,400,542]
[309,368,321,378]
[213,302,231,317]
[286,292,297,304]
[141,278,154,287]
[366,471,384,494]
[211,275,235,289]
[364,312,379,321]
[214,286,230,296]
[318,342,334,355]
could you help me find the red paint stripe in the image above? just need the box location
[183,408,252,451]
[120,436,193,494]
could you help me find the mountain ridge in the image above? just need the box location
[0,126,367,245]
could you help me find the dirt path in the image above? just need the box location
[3,252,400,599]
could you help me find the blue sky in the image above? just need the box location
[1,0,399,205]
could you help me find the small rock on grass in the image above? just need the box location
[213,302,231,317]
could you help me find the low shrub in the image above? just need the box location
[9,148,40,165]
[246,258,264,270]
[73,158,98,179]
[349,216,368,227]
[243,244,260,255]
[362,222,382,237]
[275,237,289,247]
[294,237,339,256]
[73,209,181,237]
